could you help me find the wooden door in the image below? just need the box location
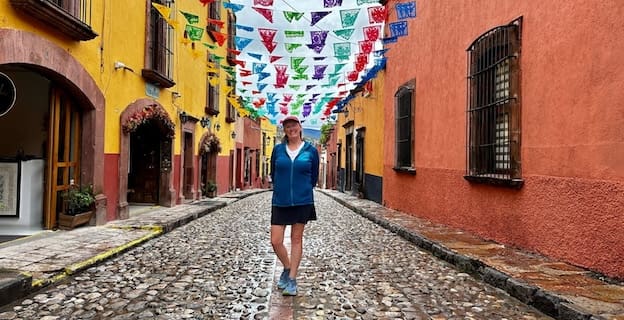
[128,124,160,204]
[44,88,81,229]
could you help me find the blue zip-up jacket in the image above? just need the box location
[270,141,319,207]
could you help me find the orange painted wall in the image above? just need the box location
[383,1,624,278]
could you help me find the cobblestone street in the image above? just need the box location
[0,192,551,319]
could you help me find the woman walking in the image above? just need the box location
[270,115,319,296]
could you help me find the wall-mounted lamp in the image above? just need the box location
[114,61,134,72]
[172,92,182,101]
[179,111,189,123]
[214,122,221,132]
[200,116,211,128]
[231,131,237,139]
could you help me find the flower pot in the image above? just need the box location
[58,210,93,230]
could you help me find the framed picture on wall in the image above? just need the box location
[0,161,20,217]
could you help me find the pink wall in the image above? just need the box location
[103,154,119,221]
[216,155,230,194]
[383,1,624,278]
[173,155,181,204]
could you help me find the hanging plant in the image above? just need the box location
[201,132,222,154]
[122,104,175,138]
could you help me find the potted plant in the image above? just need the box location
[59,184,95,230]
[203,180,217,198]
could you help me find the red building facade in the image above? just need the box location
[382,1,624,279]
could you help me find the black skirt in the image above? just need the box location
[271,204,317,225]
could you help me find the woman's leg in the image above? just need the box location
[289,223,305,279]
[271,224,290,269]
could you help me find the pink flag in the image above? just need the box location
[253,7,273,23]
[275,64,288,75]
[359,41,374,54]
[363,25,381,41]
[254,0,273,6]
[262,41,278,53]
[367,6,386,24]
[258,28,277,43]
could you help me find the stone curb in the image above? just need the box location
[0,190,265,308]
[320,190,606,320]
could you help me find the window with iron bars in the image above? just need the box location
[206,0,222,42]
[465,17,522,187]
[205,58,220,116]
[10,0,97,40]
[226,11,237,66]
[393,79,415,173]
[142,0,175,88]
[48,0,87,22]
[225,79,237,123]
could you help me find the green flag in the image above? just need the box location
[180,11,199,24]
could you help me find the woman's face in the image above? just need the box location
[283,121,301,140]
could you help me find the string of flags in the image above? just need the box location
[150,0,417,126]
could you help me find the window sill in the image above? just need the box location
[10,0,98,41]
[205,107,220,116]
[393,166,416,175]
[141,69,175,88]
[464,175,524,189]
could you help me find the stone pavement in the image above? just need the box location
[317,189,624,320]
[0,189,263,309]
[0,188,621,320]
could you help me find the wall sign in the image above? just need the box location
[0,72,16,117]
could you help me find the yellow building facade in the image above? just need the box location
[335,70,385,203]
[0,0,237,231]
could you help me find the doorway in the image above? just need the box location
[182,132,194,201]
[345,133,353,192]
[127,122,161,204]
[44,88,82,229]
[200,149,217,197]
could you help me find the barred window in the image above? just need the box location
[208,0,221,32]
[394,80,415,172]
[205,57,220,116]
[465,18,522,187]
[10,0,97,40]
[142,0,175,88]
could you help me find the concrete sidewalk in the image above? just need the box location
[0,188,622,319]
[318,189,624,320]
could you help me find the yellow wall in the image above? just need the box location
[0,1,234,156]
[261,117,277,175]
[101,1,221,155]
[336,71,385,177]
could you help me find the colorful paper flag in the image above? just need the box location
[311,11,331,26]
[253,7,273,23]
[284,11,305,22]
[389,21,408,37]
[180,11,199,24]
[368,6,387,24]
[185,25,204,41]
[396,2,417,19]
[340,9,360,28]
[334,28,355,40]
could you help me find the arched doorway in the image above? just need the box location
[128,121,163,204]
[119,101,174,218]
[0,29,105,230]
[198,132,220,197]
